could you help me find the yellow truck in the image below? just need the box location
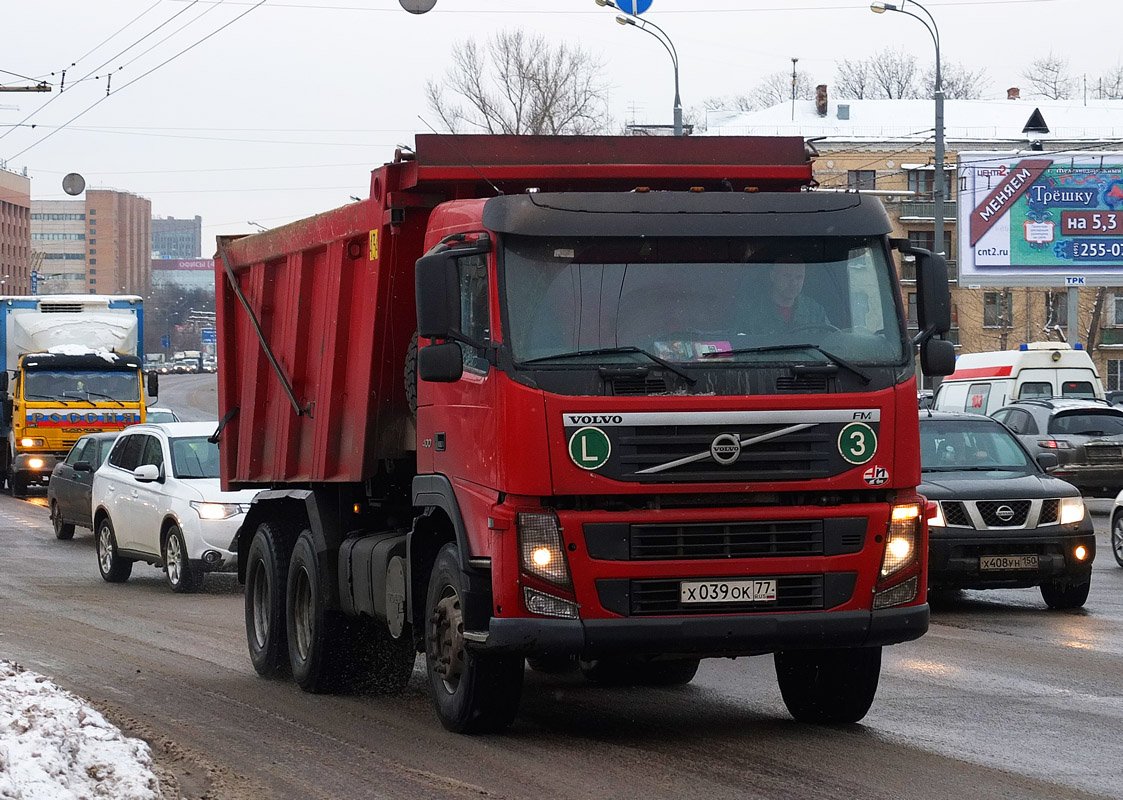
[0,295,156,496]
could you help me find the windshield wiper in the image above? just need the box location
[58,392,96,406]
[24,393,71,404]
[81,390,125,407]
[521,346,696,385]
[701,343,871,384]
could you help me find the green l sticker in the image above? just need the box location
[838,422,877,465]
[568,426,611,470]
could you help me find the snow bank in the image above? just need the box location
[0,660,160,800]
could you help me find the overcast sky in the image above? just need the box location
[2,0,1121,248]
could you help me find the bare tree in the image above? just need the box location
[870,48,921,99]
[924,61,990,100]
[425,29,611,135]
[1021,52,1075,100]
[1096,63,1123,99]
[835,58,873,99]
[748,70,814,109]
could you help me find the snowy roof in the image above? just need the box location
[707,98,1123,144]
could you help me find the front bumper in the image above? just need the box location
[467,604,928,658]
[928,528,1095,589]
[13,452,61,483]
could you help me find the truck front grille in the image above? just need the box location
[629,520,823,560]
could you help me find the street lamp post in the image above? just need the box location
[872,1,944,260]
[595,0,682,136]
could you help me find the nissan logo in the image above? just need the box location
[996,505,1015,522]
[710,433,742,465]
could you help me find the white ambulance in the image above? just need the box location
[932,342,1105,416]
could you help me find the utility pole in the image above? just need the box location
[791,57,799,120]
[0,83,51,93]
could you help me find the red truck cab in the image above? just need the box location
[217,135,954,733]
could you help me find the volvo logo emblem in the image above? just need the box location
[710,433,742,465]
[996,505,1015,522]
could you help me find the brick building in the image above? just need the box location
[0,166,31,294]
[32,189,151,296]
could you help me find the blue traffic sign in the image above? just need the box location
[201,328,217,344]
[616,0,652,14]
[161,334,170,348]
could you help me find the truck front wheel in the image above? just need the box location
[774,646,881,724]
[425,543,523,733]
[245,522,293,677]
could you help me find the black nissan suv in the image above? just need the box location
[919,410,1095,609]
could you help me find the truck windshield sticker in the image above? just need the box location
[568,426,611,470]
[838,422,877,465]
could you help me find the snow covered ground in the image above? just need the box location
[0,660,161,800]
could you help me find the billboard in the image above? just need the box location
[958,152,1123,286]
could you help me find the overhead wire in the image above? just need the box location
[6,0,269,162]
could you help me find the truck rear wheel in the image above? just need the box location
[774,646,881,724]
[425,543,523,733]
[245,522,294,677]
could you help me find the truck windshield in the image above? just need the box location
[24,370,140,403]
[503,235,905,366]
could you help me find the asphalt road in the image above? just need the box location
[2,375,1121,799]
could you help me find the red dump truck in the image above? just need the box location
[216,134,954,733]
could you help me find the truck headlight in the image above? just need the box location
[190,501,244,520]
[881,503,920,578]
[1059,497,1085,525]
[19,438,45,448]
[517,512,571,589]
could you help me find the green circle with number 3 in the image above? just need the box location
[838,422,877,465]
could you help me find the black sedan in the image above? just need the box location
[46,431,120,540]
[920,410,1095,609]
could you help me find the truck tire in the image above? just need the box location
[774,646,881,724]
[287,530,374,693]
[425,543,523,733]
[404,331,418,416]
[95,517,133,583]
[579,656,699,686]
[10,473,27,498]
[1040,576,1091,610]
[245,521,294,677]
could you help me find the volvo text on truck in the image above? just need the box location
[0,295,155,496]
[215,135,954,733]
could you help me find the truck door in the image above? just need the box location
[423,251,498,489]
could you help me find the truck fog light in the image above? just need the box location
[517,512,572,589]
[523,587,578,619]
[28,457,45,470]
[1059,497,1085,525]
[1074,545,1088,561]
[873,576,918,610]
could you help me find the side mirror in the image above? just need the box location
[147,371,159,398]
[418,341,464,383]
[1036,452,1059,470]
[133,464,161,482]
[73,460,93,473]
[415,252,461,339]
[915,250,951,335]
[920,338,955,377]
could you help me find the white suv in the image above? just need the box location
[91,422,259,592]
